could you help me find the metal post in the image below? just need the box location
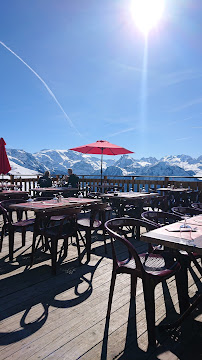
[101,150,103,186]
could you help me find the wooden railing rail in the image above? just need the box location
[5,174,202,201]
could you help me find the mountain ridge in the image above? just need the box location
[6,148,202,178]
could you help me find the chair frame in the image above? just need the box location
[31,207,81,273]
[105,217,181,346]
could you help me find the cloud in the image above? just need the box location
[192,126,202,129]
[160,69,202,87]
[0,41,81,136]
[111,61,142,74]
[108,127,136,138]
[170,97,202,112]
[175,136,192,141]
[168,116,193,126]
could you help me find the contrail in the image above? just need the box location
[0,41,81,136]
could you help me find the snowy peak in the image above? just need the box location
[5,148,202,178]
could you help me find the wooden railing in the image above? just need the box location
[7,174,202,201]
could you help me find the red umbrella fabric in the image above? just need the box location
[70,140,133,184]
[70,140,133,156]
[0,138,11,174]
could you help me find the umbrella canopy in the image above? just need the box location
[70,140,133,156]
[70,140,133,184]
[0,138,11,175]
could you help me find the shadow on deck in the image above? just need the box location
[0,225,201,360]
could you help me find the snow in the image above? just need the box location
[9,160,39,176]
[6,149,202,178]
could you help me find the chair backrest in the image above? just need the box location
[187,190,199,204]
[171,206,201,217]
[7,193,28,200]
[0,199,26,209]
[90,202,110,225]
[191,202,202,210]
[34,207,81,235]
[0,204,10,224]
[105,218,157,275]
[141,210,182,227]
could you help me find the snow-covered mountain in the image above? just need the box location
[33,149,113,175]
[9,160,39,176]
[7,149,46,173]
[5,149,202,178]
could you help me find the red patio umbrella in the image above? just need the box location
[0,138,11,175]
[70,140,133,184]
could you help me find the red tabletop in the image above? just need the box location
[0,184,21,188]
[1,190,28,194]
[9,197,101,212]
[31,187,79,192]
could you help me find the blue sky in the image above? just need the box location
[0,0,202,159]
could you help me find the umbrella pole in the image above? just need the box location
[101,150,103,186]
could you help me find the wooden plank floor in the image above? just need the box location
[0,214,201,360]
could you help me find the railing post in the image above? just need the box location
[164,176,169,187]
[131,176,135,191]
[10,174,14,184]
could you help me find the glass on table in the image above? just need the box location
[58,192,63,202]
[180,215,191,229]
[27,194,33,202]
[53,194,58,203]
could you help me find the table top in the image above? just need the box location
[31,187,79,192]
[157,187,189,192]
[0,190,28,194]
[9,197,101,212]
[101,192,159,200]
[0,184,21,188]
[141,214,202,255]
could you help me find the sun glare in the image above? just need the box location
[131,0,165,35]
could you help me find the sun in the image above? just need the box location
[131,0,165,35]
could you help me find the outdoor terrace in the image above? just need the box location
[0,210,201,360]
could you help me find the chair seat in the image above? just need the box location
[13,218,35,227]
[77,218,102,229]
[50,215,66,221]
[43,222,76,238]
[118,253,180,277]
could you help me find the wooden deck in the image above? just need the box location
[0,214,201,360]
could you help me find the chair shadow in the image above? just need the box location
[0,254,103,345]
[101,297,159,360]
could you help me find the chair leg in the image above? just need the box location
[51,238,58,275]
[143,280,156,347]
[31,233,37,266]
[103,228,107,254]
[0,224,5,252]
[175,264,190,314]
[86,229,91,263]
[106,270,117,318]
[21,228,26,247]
[75,232,81,264]
[131,274,137,298]
[9,228,15,261]
[63,238,68,257]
